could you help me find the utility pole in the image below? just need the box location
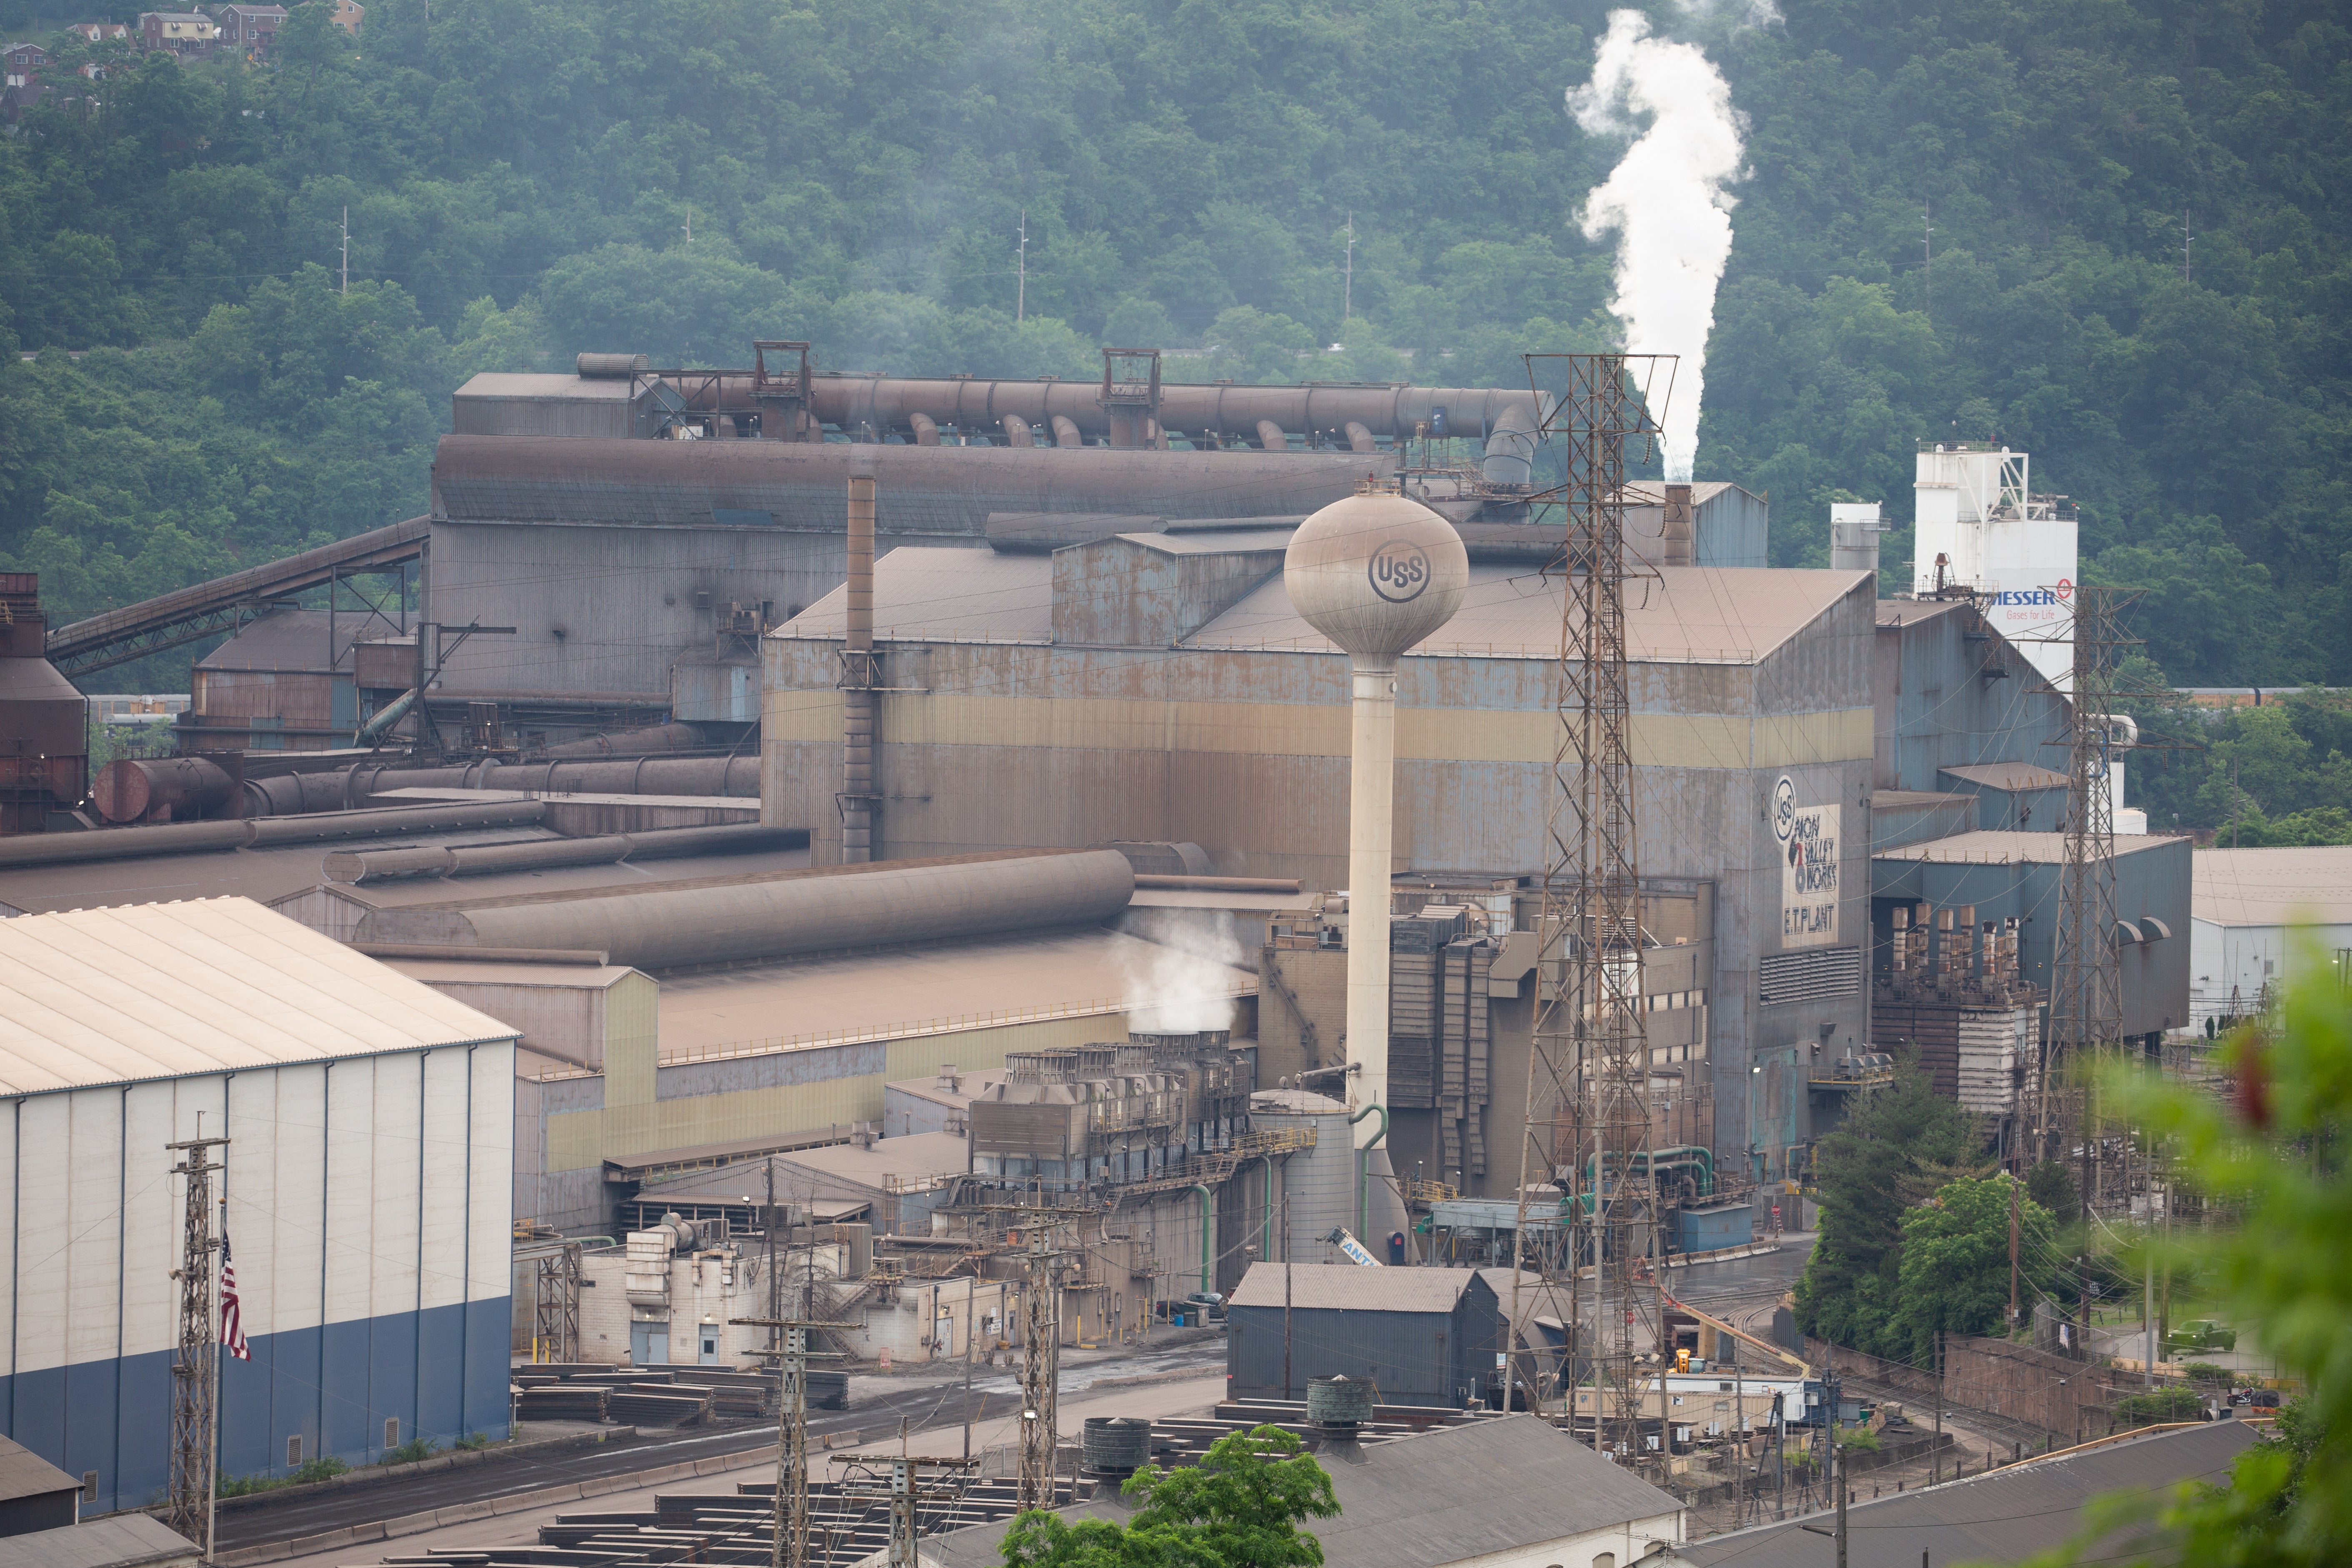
[1283,1259,1294,1401]
[166,1124,229,1550]
[962,1267,977,1463]
[1342,211,1354,327]
[2009,1172,2021,1332]
[1933,1328,1943,1483]
[729,1315,841,1568]
[832,1450,979,1568]
[1922,202,1933,320]
[766,1164,782,1361]
[1018,1221,1065,1511]
[340,205,349,295]
[1513,351,1675,1468]
[1016,209,1027,323]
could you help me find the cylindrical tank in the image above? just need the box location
[576,353,650,378]
[90,757,238,824]
[361,847,1136,970]
[1283,492,1467,1141]
[1829,502,1882,577]
[1306,1375,1374,1428]
[1082,1417,1152,1475]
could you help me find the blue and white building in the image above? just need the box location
[0,897,517,1513]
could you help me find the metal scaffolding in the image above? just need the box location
[1509,353,1674,1466]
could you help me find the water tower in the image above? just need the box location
[1284,488,1469,1145]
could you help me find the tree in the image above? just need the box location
[999,1425,1338,1568]
[1793,1067,1992,1359]
[2032,952,2352,1566]
[1889,1175,2058,1364]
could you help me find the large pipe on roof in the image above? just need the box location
[1001,414,1034,448]
[431,435,1384,535]
[0,799,547,868]
[842,476,877,864]
[240,753,761,815]
[323,823,804,883]
[90,756,237,824]
[1255,420,1288,452]
[351,848,1136,970]
[652,374,1538,448]
[1050,415,1085,449]
[537,722,710,759]
[1481,398,1539,488]
[908,412,942,447]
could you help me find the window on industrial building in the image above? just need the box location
[385,1417,400,1449]
[81,1470,97,1504]
[288,1435,303,1467]
[1758,947,1862,1005]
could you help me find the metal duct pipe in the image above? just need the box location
[1051,415,1085,449]
[908,412,942,447]
[90,757,238,824]
[1343,421,1376,454]
[354,688,418,745]
[1481,399,1539,487]
[238,753,762,815]
[431,436,1383,534]
[1001,414,1034,448]
[577,353,649,378]
[655,374,1538,447]
[323,823,804,884]
[0,799,546,868]
[842,476,877,863]
[536,722,709,759]
[1255,420,1288,452]
[355,848,1137,970]
[1661,483,1696,567]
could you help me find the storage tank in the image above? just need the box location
[0,574,88,835]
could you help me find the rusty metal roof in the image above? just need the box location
[774,548,1866,665]
[455,373,637,401]
[775,547,1049,643]
[0,896,518,1095]
[194,607,380,673]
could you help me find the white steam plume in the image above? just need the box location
[1114,908,1249,1034]
[1570,10,1749,482]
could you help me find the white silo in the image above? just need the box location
[1282,488,1469,1152]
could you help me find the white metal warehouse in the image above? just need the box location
[0,897,519,1513]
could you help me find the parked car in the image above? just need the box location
[2167,1319,2238,1354]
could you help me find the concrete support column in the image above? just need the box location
[1347,653,1396,1143]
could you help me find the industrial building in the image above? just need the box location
[1225,1264,1504,1408]
[0,575,86,835]
[762,520,1871,1190]
[1909,443,2078,690]
[2189,845,2352,1026]
[0,898,517,1510]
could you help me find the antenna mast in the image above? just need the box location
[166,1127,229,1548]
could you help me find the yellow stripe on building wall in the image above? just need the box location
[764,689,1872,770]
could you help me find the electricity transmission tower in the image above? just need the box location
[2047,587,2138,1214]
[166,1129,229,1547]
[729,1315,843,1568]
[1509,353,1675,1467]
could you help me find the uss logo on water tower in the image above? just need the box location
[1368,540,1431,603]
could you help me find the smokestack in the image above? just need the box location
[1661,483,1695,566]
[1830,502,1882,579]
[842,475,877,863]
[1283,488,1468,1142]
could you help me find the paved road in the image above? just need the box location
[215,1334,1228,1552]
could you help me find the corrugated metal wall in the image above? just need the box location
[0,1047,514,1513]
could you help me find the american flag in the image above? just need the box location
[219,1234,250,1361]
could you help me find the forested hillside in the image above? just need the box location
[0,0,2346,797]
